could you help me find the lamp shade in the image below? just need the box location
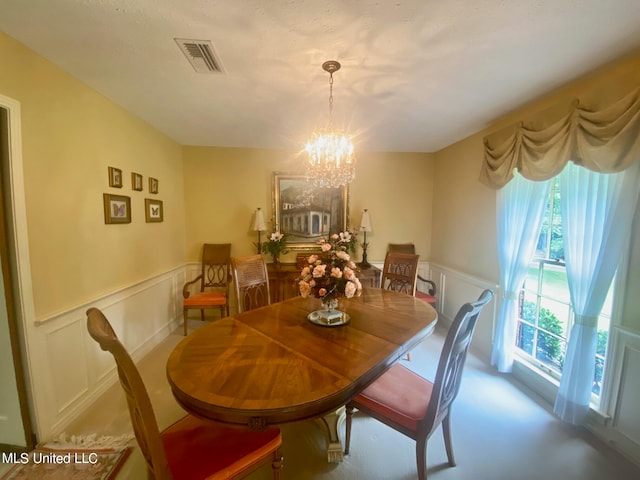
[253,208,266,232]
[360,209,372,232]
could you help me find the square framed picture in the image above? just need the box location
[148,177,159,194]
[131,172,143,191]
[108,167,123,188]
[103,193,131,224]
[145,198,163,223]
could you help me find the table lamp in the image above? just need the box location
[253,208,267,254]
[359,209,372,268]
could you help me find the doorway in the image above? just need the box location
[0,103,35,452]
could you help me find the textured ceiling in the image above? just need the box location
[1,0,640,152]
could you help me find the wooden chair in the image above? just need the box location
[86,307,283,480]
[344,289,494,480]
[231,254,271,313]
[182,243,231,336]
[381,252,420,295]
[388,243,437,308]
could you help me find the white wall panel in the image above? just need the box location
[30,266,185,440]
[603,328,640,464]
[429,263,499,361]
[46,317,89,414]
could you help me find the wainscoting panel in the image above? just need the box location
[427,263,500,361]
[46,317,89,415]
[29,266,186,441]
[603,327,640,463]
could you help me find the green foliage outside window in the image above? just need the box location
[518,299,609,395]
[519,300,564,369]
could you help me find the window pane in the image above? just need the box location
[534,303,567,372]
[516,322,535,356]
[538,298,570,334]
[541,263,570,304]
[524,264,540,291]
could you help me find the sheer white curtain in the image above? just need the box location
[491,173,551,372]
[554,161,640,424]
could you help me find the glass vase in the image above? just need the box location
[321,296,339,313]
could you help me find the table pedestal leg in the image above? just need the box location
[318,406,346,463]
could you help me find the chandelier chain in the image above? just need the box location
[328,72,334,129]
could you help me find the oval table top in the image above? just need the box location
[166,287,437,429]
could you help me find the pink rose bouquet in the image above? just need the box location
[298,232,363,303]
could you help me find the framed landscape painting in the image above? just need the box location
[271,172,348,251]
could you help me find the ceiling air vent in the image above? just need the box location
[174,38,225,74]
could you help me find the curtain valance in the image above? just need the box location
[480,87,640,189]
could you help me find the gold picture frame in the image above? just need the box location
[108,167,123,188]
[103,193,131,224]
[148,177,159,194]
[145,198,163,223]
[131,172,143,191]
[272,172,349,251]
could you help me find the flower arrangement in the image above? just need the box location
[340,228,359,255]
[261,231,289,263]
[298,232,363,304]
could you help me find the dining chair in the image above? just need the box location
[388,243,437,308]
[86,307,283,480]
[344,289,494,480]
[231,254,271,313]
[182,243,232,335]
[380,251,420,295]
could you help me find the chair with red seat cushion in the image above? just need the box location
[183,243,231,335]
[344,289,493,480]
[86,307,283,480]
[388,243,437,309]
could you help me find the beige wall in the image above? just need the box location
[431,133,498,280]
[182,147,434,264]
[0,32,186,319]
[432,50,640,324]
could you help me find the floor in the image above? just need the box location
[6,317,640,479]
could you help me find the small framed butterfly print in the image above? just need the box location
[145,198,163,223]
[103,193,131,224]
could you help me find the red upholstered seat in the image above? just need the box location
[162,415,282,480]
[353,363,433,431]
[183,290,227,307]
[415,290,436,308]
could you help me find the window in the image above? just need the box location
[514,177,613,399]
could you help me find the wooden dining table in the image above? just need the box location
[166,287,438,462]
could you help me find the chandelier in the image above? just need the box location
[305,60,356,188]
